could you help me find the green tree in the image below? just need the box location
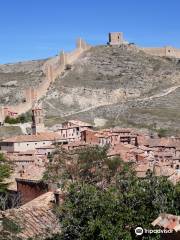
[44,147,180,240]
[43,145,122,189]
[0,153,11,192]
[0,153,12,211]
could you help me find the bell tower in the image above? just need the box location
[31,102,45,135]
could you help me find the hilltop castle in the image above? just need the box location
[0,32,180,126]
[108,32,180,58]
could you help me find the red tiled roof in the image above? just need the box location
[63,119,92,127]
[0,192,61,239]
[3,132,62,143]
[168,171,180,185]
[148,138,176,148]
[152,213,180,232]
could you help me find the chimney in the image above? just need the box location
[54,190,66,206]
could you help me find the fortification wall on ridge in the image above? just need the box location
[141,46,180,58]
[0,38,91,124]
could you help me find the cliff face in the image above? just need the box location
[43,45,180,134]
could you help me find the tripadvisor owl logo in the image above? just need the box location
[135,227,144,236]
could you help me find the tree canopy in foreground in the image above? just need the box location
[45,146,180,239]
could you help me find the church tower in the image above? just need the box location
[31,102,45,135]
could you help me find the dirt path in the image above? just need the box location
[137,85,180,101]
[45,85,180,117]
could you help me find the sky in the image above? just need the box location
[0,0,180,63]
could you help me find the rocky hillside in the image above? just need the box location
[0,44,180,135]
[43,45,180,135]
[0,59,46,105]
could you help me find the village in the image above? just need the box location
[0,32,180,239]
[0,102,179,201]
[0,102,180,238]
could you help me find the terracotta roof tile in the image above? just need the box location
[0,192,61,239]
[152,213,180,232]
[3,132,62,143]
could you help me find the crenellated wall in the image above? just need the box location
[141,46,180,58]
[0,38,91,124]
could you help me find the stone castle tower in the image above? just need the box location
[108,32,124,45]
[108,32,128,45]
[31,102,44,135]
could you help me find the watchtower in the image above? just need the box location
[108,32,124,45]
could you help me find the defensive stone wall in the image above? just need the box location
[0,38,91,124]
[141,46,180,58]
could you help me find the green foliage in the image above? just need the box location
[0,218,22,240]
[77,145,109,184]
[174,182,180,214]
[43,146,75,190]
[2,218,22,234]
[43,145,123,188]
[58,184,127,240]
[0,153,12,193]
[5,116,20,124]
[52,174,179,240]
[156,128,168,138]
[45,146,180,240]
[5,112,31,124]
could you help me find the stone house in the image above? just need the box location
[0,132,62,152]
[81,129,100,145]
[152,213,180,240]
[56,120,93,142]
[16,178,48,204]
[35,145,55,156]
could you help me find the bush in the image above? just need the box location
[5,116,20,124]
[157,128,168,138]
[5,112,31,125]
[65,64,72,70]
